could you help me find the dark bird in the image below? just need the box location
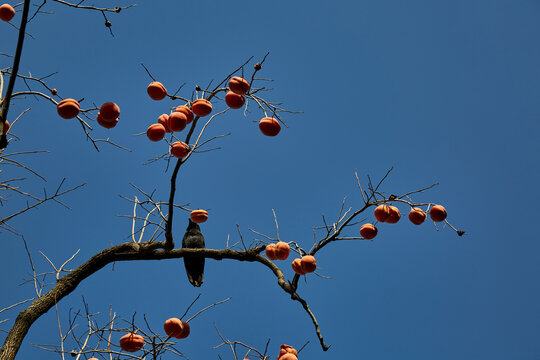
[182,219,205,287]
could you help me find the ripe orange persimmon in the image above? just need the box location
[57,99,80,119]
[175,105,194,124]
[190,209,208,223]
[157,114,171,132]
[119,333,144,352]
[386,206,400,224]
[97,113,118,129]
[291,258,306,275]
[275,241,290,260]
[99,102,120,122]
[171,141,189,158]
[146,123,166,142]
[168,111,187,132]
[192,99,212,117]
[164,318,184,338]
[408,208,427,225]
[265,243,278,260]
[147,81,167,100]
[225,91,245,109]
[0,4,15,22]
[360,223,377,239]
[228,76,250,95]
[430,205,447,222]
[300,255,317,273]
[259,117,280,136]
[374,204,391,222]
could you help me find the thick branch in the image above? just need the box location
[0,242,289,360]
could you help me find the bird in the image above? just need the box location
[182,219,205,287]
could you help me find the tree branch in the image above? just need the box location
[0,242,291,360]
[0,0,31,149]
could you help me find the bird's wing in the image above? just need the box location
[182,231,205,287]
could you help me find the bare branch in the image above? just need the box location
[185,297,231,323]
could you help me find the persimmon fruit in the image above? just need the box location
[374,204,391,222]
[164,318,184,338]
[360,223,377,239]
[170,141,189,158]
[190,209,208,223]
[57,99,80,119]
[99,102,120,122]
[300,255,317,273]
[147,81,167,100]
[225,91,245,109]
[386,206,401,224]
[168,111,187,132]
[0,4,15,22]
[192,99,212,117]
[164,318,189,338]
[3,120,9,133]
[275,241,290,260]
[408,208,427,225]
[146,123,166,142]
[430,205,447,222]
[119,333,144,352]
[259,117,281,136]
[229,76,250,95]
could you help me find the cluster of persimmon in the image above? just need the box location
[145,102,193,160]
[291,255,317,275]
[96,102,120,128]
[145,76,281,147]
[145,81,205,160]
[56,99,122,130]
[0,3,15,22]
[53,76,280,142]
[359,204,448,240]
[265,241,290,260]
[265,241,317,276]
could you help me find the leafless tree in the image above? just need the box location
[0,2,464,360]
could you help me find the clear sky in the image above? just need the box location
[1,0,540,359]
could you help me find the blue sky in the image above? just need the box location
[1,0,540,359]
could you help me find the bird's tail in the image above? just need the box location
[187,273,203,287]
